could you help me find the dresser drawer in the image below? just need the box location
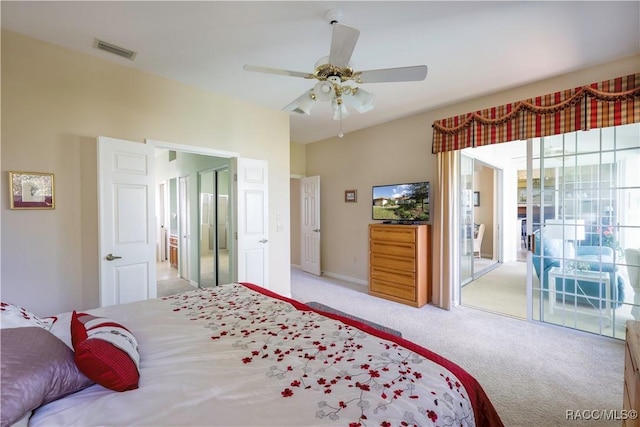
[368,224,430,308]
[370,279,416,301]
[370,266,415,287]
[370,226,416,243]
[370,253,416,272]
[370,240,415,258]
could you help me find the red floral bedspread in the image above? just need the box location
[163,283,503,427]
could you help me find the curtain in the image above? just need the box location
[431,114,474,154]
[431,151,458,309]
[475,103,523,148]
[432,73,640,153]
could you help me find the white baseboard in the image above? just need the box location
[189,280,198,287]
[291,264,303,270]
[321,271,368,287]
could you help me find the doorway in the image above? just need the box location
[154,148,232,293]
[98,136,270,304]
[460,156,500,284]
[460,151,517,317]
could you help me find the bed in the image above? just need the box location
[1,282,503,426]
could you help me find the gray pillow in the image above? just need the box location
[0,327,94,427]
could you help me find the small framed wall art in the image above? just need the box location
[344,189,357,203]
[9,171,55,209]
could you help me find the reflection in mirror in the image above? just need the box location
[199,170,215,287]
[198,167,230,287]
[217,169,230,284]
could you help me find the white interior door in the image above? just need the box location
[301,175,321,275]
[179,175,191,281]
[234,157,269,287]
[98,136,156,306]
[158,182,167,262]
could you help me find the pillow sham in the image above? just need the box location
[0,327,93,427]
[71,311,140,392]
[0,302,54,330]
[48,311,73,349]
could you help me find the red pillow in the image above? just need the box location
[71,311,140,392]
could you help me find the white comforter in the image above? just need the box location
[30,283,487,426]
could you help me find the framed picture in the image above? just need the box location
[473,191,480,207]
[344,189,357,203]
[9,171,55,209]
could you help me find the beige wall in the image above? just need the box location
[305,55,639,283]
[289,178,301,266]
[306,115,436,283]
[290,142,306,177]
[289,143,306,266]
[1,30,291,315]
[474,166,494,258]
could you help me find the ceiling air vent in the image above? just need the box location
[94,39,137,61]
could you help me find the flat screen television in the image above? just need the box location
[372,181,430,223]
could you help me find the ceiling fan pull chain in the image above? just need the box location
[338,103,344,138]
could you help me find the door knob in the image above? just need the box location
[105,253,122,261]
[313,228,321,232]
[259,239,268,243]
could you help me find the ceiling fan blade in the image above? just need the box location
[357,65,428,83]
[243,64,313,79]
[328,23,360,68]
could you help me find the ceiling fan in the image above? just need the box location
[243,9,428,130]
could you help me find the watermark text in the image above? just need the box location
[566,409,638,421]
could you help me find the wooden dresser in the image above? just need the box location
[624,320,640,426]
[169,234,178,268]
[368,224,431,307]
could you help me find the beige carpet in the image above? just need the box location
[462,261,633,338]
[462,261,528,318]
[157,278,195,297]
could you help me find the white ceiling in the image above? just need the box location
[2,1,639,144]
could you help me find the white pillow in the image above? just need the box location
[0,302,54,330]
[48,311,73,349]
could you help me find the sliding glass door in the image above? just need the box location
[532,124,640,338]
[460,154,474,286]
[458,123,638,338]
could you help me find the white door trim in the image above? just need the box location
[179,175,191,281]
[146,139,239,158]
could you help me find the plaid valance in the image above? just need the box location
[432,73,640,153]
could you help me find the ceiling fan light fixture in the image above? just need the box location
[331,98,350,121]
[283,90,315,115]
[313,81,335,102]
[346,87,374,113]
